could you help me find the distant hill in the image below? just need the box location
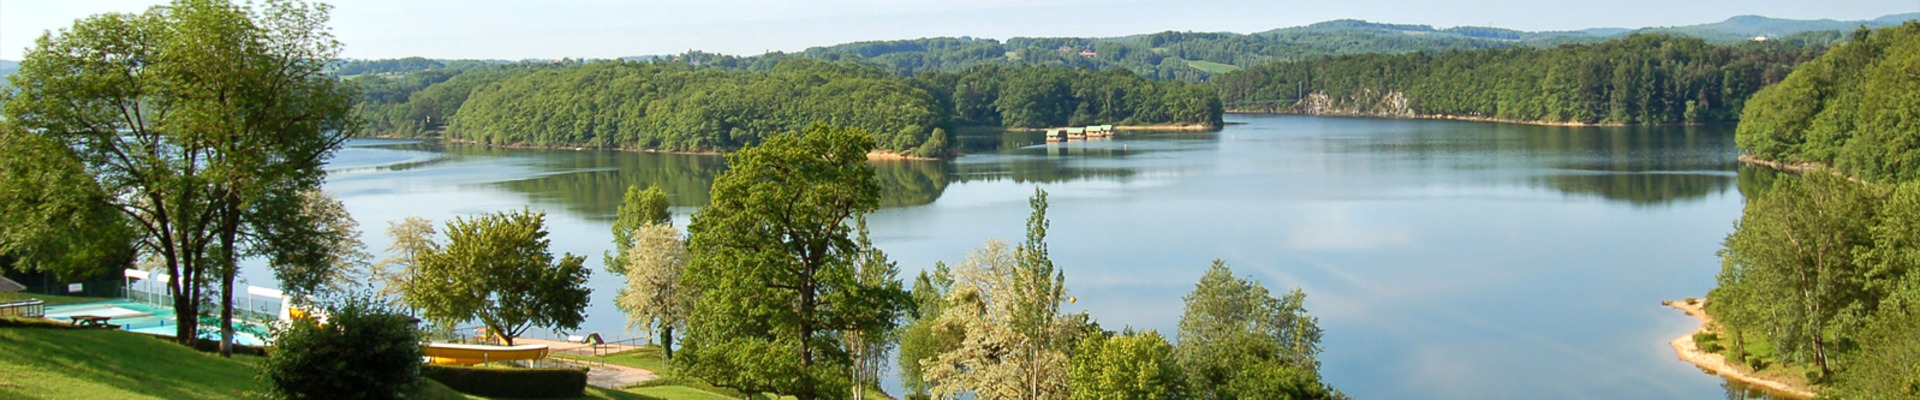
[1638,13,1920,41]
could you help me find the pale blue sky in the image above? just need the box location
[4,0,1917,60]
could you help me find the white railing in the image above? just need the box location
[0,299,46,318]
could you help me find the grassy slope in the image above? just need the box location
[0,324,263,399]
[1183,59,1242,74]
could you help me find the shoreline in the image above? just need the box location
[1662,299,1817,399]
[999,123,1222,133]
[358,135,941,161]
[1736,154,1827,173]
[1225,110,1724,128]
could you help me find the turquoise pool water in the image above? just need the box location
[44,300,271,346]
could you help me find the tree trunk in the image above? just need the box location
[219,215,238,358]
[662,326,674,360]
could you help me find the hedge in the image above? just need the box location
[420,364,587,398]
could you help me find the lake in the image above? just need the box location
[288,114,1770,399]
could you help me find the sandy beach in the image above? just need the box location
[1663,299,1817,399]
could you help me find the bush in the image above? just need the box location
[1692,332,1722,353]
[421,364,587,398]
[261,298,423,400]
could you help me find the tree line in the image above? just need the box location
[1708,22,1920,398]
[1213,33,1829,125]
[351,60,1222,156]
[1736,22,1920,182]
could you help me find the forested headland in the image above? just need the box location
[1705,22,1920,398]
[1213,33,1831,125]
[350,60,1220,157]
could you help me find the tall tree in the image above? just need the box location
[606,185,670,275]
[615,222,692,359]
[844,216,906,399]
[4,0,358,352]
[404,210,592,346]
[1719,172,1878,378]
[925,189,1076,400]
[678,123,908,400]
[373,216,437,307]
[1176,260,1330,400]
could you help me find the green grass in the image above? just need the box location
[1183,59,1241,74]
[0,322,890,400]
[13,292,116,306]
[0,322,264,399]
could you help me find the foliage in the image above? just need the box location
[1215,33,1821,125]
[615,222,692,359]
[924,189,1078,400]
[261,297,422,400]
[419,364,588,398]
[845,217,904,400]
[0,125,134,281]
[354,58,1221,155]
[1175,260,1335,400]
[372,216,436,307]
[678,124,909,400]
[252,190,373,298]
[1068,330,1184,400]
[896,262,958,397]
[1715,172,1878,377]
[1737,22,1920,182]
[607,185,671,276]
[3,0,359,349]
[403,210,592,346]
[912,66,1222,129]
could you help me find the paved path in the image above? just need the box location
[511,337,658,389]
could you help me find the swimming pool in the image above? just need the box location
[44,300,272,346]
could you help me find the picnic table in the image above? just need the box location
[69,315,116,329]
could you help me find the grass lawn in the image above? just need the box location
[13,292,117,306]
[0,322,264,399]
[1183,59,1241,74]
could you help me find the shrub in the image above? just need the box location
[261,297,423,400]
[1692,332,1722,353]
[420,364,587,398]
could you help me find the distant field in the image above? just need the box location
[1184,59,1241,74]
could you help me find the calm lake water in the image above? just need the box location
[282,114,1776,399]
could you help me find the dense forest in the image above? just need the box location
[1736,22,1920,182]
[350,60,1220,155]
[1708,22,1920,398]
[1213,33,1832,125]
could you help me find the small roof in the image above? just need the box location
[0,276,24,293]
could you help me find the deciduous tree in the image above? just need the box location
[404,210,591,346]
[678,124,907,400]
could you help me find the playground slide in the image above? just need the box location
[422,343,550,365]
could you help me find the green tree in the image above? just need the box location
[678,124,908,400]
[844,216,907,399]
[615,222,692,359]
[253,190,373,297]
[925,189,1076,400]
[1719,172,1877,378]
[897,262,958,399]
[3,0,358,352]
[606,185,670,275]
[261,296,422,400]
[1176,260,1330,400]
[404,210,592,346]
[0,125,134,281]
[1069,330,1185,400]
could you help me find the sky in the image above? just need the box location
[3,0,1917,61]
